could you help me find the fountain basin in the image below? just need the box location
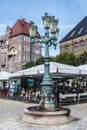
[22,106,72,125]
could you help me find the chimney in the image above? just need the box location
[6,25,11,35]
[21,18,26,22]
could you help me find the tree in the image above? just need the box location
[35,56,44,65]
[35,56,55,65]
[23,51,83,69]
[23,61,35,69]
[79,51,87,64]
[54,52,80,66]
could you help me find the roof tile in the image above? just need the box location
[10,19,33,37]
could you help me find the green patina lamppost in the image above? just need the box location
[29,13,59,110]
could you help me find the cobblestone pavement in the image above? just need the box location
[0,99,87,130]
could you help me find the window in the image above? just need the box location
[23,45,25,51]
[9,47,17,54]
[73,43,78,51]
[23,55,29,61]
[17,35,22,41]
[1,48,8,53]
[18,56,21,61]
[80,41,85,50]
[70,31,75,37]
[23,55,25,61]
[78,27,83,35]
[27,36,30,42]
[23,35,30,42]
[27,47,30,52]
[19,46,21,51]
[65,45,69,52]
[26,46,28,51]
[26,56,28,61]
[23,36,26,41]
[35,49,40,54]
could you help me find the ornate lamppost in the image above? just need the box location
[29,13,59,110]
[23,13,72,125]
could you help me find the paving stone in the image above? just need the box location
[0,99,87,130]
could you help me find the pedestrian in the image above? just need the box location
[53,85,60,108]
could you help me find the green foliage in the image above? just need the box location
[23,56,44,69]
[79,51,87,64]
[23,51,87,69]
[50,56,55,62]
[54,52,80,66]
[35,56,55,66]
[35,56,44,65]
[23,61,35,69]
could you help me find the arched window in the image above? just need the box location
[65,45,69,52]
[8,47,17,55]
[73,42,78,51]
[80,40,85,50]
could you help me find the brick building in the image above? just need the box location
[0,18,42,72]
[59,16,87,56]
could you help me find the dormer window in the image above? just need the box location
[78,27,83,35]
[70,31,75,37]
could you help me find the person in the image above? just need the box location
[8,81,16,98]
[25,90,29,102]
[36,89,40,101]
[21,87,26,101]
[53,85,60,108]
[17,84,21,97]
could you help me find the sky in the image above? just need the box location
[0,0,87,56]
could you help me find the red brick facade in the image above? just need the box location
[0,19,42,72]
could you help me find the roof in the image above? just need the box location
[60,16,87,43]
[10,19,33,37]
[11,62,80,77]
[0,71,12,80]
[77,64,87,74]
[0,18,40,40]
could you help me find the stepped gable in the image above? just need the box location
[60,16,87,43]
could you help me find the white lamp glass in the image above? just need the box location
[54,28,59,40]
[50,19,58,33]
[42,13,51,29]
[29,24,37,38]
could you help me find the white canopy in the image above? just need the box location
[77,64,87,74]
[11,62,80,77]
[0,71,12,80]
